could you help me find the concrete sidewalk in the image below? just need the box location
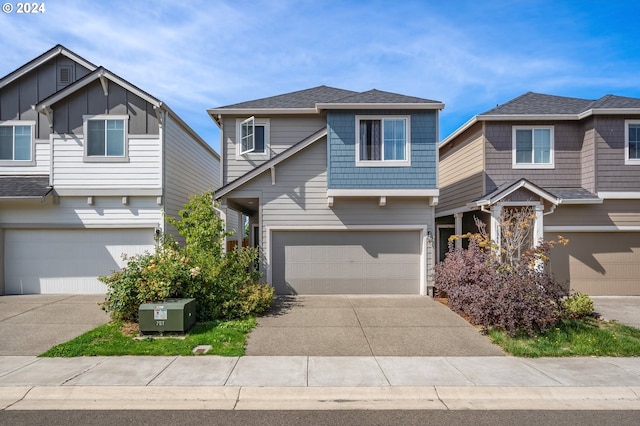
[1,355,640,410]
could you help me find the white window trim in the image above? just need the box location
[625,119,640,165]
[355,115,411,167]
[0,120,36,166]
[82,114,130,163]
[512,125,555,169]
[236,117,270,159]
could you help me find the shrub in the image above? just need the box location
[101,191,274,322]
[435,235,567,337]
[563,293,594,319]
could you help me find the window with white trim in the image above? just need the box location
[0,122,33,162]
[83,115,128,161]
[356,116,410,166]
[237,117,269,156]
[512,126,554,169]
[625,120,640,165]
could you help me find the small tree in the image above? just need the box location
[101,191,273,322]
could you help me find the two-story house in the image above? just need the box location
[208,86,443,295]
[0,45,220,295]
[437,92,640,296]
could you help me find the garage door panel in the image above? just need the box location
[546,232,640,296]
[5,229,155,294]
[273,231,420,295]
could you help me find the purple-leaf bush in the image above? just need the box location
[434,236,567,337]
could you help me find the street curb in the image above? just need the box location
[2,386,640,411]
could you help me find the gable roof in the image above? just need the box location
[0,176,52,199]
[0,44,97,89]
[469,178,601,209]
[441,92,640,148]
[215,127,327,199]
[208,86,444,126]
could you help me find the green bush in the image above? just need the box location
[100,191,274,322]
[563,293,594,319]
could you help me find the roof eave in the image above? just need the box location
[207,108,319,116]
[316,102,444,110]
[35,68,162,112]
[0,45,97,89]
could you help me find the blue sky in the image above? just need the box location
[2,0,640,152]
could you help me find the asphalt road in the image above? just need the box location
[1,410,639,426]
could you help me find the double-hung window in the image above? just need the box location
[0,122,33,163]
[237,117,269,156]
[625,120,640,165]
[512,126,554,169]
[356,116,410,166]
[84,115,128,161]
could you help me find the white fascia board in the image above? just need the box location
[0,46,97,89]
[439,116,478,148]
[35,68,161,112]
[477,114,580,121]
[597,191,640,199]
[327,188,439,197]
[206,108,318,116]
[544,225,640,232]
[316,102,445,110]
[435,206,472,218]
[54,188,163,196]
[216,128,327,199]
[580,108,640,118]
[559,198,603,205]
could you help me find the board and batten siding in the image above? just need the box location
[224,138,435,288]
[0,56,92,139]
[163,114,220,226]
[0,196,163,228]
[51,136,161,190]
[437,127,484,214]
[222,115,326,185]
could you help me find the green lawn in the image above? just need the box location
[40,318,256,357]
[488,317,640,357]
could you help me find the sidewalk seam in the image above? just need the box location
[222,357,240,386]
[347,296,374,357]
[59,357,108,386]
[145,356,178,386]
[434,386,451,410]
[1,386,34,410]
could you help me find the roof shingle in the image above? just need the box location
[0,176,52,198]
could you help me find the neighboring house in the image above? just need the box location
[208,86,443,295]
[437,92,640,296]
[0,45,220,295]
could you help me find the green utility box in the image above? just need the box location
[138,298,196,335]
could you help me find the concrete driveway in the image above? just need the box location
[0,294,109,355]
[592,297,640,328]
[245,295,505,356]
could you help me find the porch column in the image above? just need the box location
[454,212,463,250]
[490,204,502,251]
[533,204,544,247]
[236,211,243,248]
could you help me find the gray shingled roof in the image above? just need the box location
[0,176,52,198]
[546,187,600,201]
[480,92,640,116]
[319,89,441,105]
[213,86,442,110]
[216,86,358,109]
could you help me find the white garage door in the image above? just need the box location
[4,229,155,294]
[272,230,421,295]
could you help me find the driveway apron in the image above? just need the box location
[245,295,505,356]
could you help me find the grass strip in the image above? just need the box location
[488,317,640,357]
[40,318,256,357]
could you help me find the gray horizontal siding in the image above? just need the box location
[546,200,640,228]
[222,115,326,185]
[594,116,640,191]
[484,122,583,192]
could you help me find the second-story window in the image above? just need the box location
[512,126,554,169]
[0,123,32,162]
[625,120,640,165]
[356,116,410,166]
[237,117,269,156]
[84,115,129,162]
